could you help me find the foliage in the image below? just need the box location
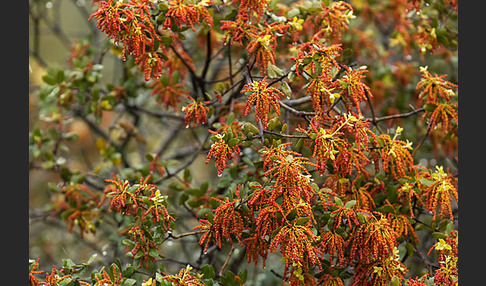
[29,0,458,285]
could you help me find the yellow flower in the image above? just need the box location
[142,278,153,286]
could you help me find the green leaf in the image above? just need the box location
[149,247,159,258]
[344,200,356,209]
[267,64,277,78]
[271,226,283,238]
[267,117,280,131]
[86,254,97,265]
[237,269,248,284]
[145,153,154,162]
[445,221,455,234]
[60,210,74,220]
[200,181,209,193]
[56,69,65,83]
[57,278,73,286]
[423,103,438,113]
[63,258,76,269]
[201,264,215,279]
[420,178,434,187]
[187,198,204,208]
[228,138,241,147]
[156,272,164,282]
[390,275,400,286]
[287,8,300,18]
[158,2,169,12]
[380,205,395,214]
[286,209,298,220]
[241,139,252,147]
[334,196,344,207]
[42,75,56,85]
[186,188,206,198]
[335,227,348,239]
[160,53,169,61]
[134,250,144,259]
[122,266,136,278]
[295,217,310,225]
[159,280,171,286]
[405,242,414,258]
[41,160,56,169]
[221,270,238,286]
[243,122,260,136]
[183,168,192,182]
[295,138,303,150]
[122,278,137,286]
[432,232,447,241]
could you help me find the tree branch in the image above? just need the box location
[218,246,235,276]
[374,107,425,122]
[264,130,308,139]
[201,30,212,80]
[412,119,433,157]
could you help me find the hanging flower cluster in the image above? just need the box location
[182,96,209,128]
[338,67,373,116]
[93,265,123,286]
[314,1,355,42]
[299,113,375,177]
[417,66,458,132]
[196,142,323,281]
[420,166,458,221]
[101,176,175,227]
[50,183,100,238]
[123,226,160,268]
[246,22,289,75]
[161,265,205,286]
[293,42,342,80]
[220,12,254,46]
[205,130,241,176]
[428,230,458,285]
[150,74,190,110]
[234,0,270,19]
[377,126,414,180]
[207,185,245,248]
[164,0,213,31]
[89,0,164,80]
[241,76,284,128]
[351,246,407,286]
[99,176,175,268]
[417,66,458,104]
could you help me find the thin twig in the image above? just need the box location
[164,230,204,241]
[279,100,316,117]
[201,30,212,80]
[270,269,283,279]
[282,95,311,106]
[257,120,265,144]
[412,120,433,157]
[218,246,235,276]
[364,89,383,133]
[374,108,425,122]
[264,130,308,139]
[227,44,234,87]
[126,104,185,121]
[169,45,198,79]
